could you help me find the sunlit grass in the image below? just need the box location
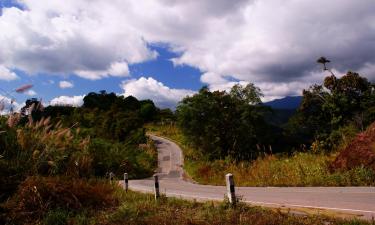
[146,123,375,186]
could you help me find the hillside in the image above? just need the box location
[264,96,302,109]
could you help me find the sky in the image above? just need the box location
[0,0,375,111]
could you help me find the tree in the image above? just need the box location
[20,98,43,122]
[317,56,330,71]
[177,84,275,160]
[287,58,375,151]
[229,83,262,105]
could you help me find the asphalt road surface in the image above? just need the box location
[127,135,375,219]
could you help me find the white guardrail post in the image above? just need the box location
[225,173,236,206]
[153,174,160,200]
[109,172,114,184]
[124,173,129,192]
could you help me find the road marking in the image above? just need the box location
[242,200,375,214]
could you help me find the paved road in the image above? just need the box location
[128,135,375,219]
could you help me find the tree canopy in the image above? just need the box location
[287,63,375,151]
[177,84,276,160]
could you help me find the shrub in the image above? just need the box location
[43,209,70,225]
[4,176,117,223]
[89,137,157,178]
[331,122,375,172]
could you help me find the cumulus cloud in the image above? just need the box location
[0,2,156,79]
[74,61,130,80]
[50,95,84,107]
[1,0,375,99]
[0,95,21,114]
[59,80,74,89]
[121,77,195,108]
[25,89,37,96]
[0,65,18,81]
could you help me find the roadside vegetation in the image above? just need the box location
[148,58,375,186]
[0,91,158,224]
[4,183,373,225]
[147,123,375,186]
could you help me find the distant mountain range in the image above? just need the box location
[264,96,302,109]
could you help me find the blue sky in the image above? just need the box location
[1,44,202,106]
[1,0,374,110]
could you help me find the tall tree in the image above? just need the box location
[287,58,375,150]
[177,84,274,160]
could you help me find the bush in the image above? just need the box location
[4,176,117,223]
[43,209,70,225]
[331,122,375,172]
[89,137,157,178]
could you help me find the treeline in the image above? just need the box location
[176,66,375,161]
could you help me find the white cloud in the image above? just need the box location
[0,3,156,79]
[59,80,74,89]
[25,89,37,96]
[74,61,130,80]
[0,65,18,81]
[0,95,21,114]
[121,77,195,108]
[50,95,84,107]
[0,0,374,98]
[108,62,130,77]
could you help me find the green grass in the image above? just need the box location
[146,123,375,186]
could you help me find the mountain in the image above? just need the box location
[264,96,302,109]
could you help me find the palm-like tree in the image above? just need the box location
[317,56,330,71]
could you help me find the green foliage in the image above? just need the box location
[20,98,44,123]
[140,100,158,122]
[43,209,70,225]
[177,84,277,160]
[0,92,159,210]
[149,124,375,187]
[288,70,375,151]
[89,138,156,178]
[229,83,262,104]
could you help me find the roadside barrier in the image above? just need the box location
[124,173,129,192]
[225,173,236,206]
[109,172,115,184]
[154,174,160,200]
[123,172,236,204]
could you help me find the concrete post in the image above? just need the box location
[153,174,160,200]
[109,172,114,184]
[124,173,129,192]
[225,173,236,205]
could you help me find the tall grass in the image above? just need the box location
[147,123,375,186]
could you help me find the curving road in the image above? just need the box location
[127,135,375,219]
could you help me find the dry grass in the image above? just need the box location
[0,162,371,225]
[147,123,375,186]
[5,114,92,177]
[96,188,372,225]
[2,176,117,224]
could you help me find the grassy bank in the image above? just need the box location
[146,123,375,186]
[3,178,371,225]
